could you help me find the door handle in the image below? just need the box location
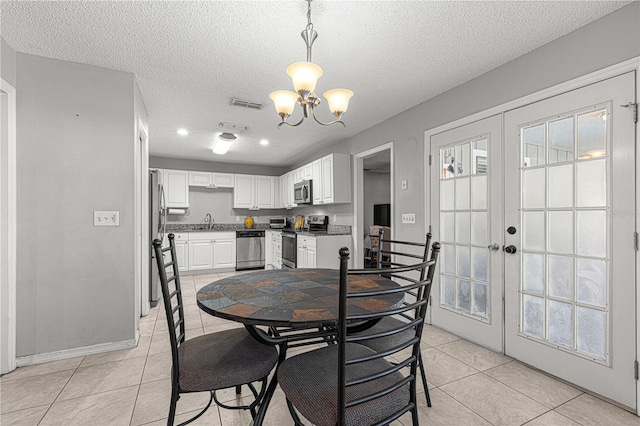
[503,245,517,254]
[488,243,500,251]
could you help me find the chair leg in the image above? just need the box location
[285,398,304,425]
[418,352,432,407]
[235,385,242,395]
[168,382,179,426]
[411,405,419,426]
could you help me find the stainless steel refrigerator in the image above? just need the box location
[149,170,166,307]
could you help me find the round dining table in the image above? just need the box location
[196,267,402,425]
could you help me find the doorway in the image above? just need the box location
[1,79,17,374]
[353,143,394,269]
[428,72,637,410]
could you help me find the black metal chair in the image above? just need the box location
[152,234,278,426]
[354,231,434,407]
[277,242,440,425]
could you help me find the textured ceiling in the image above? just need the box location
[1,1,630,167]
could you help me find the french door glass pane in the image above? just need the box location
[519,105,609,363]
[439,138,490,321]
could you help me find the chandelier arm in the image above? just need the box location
[310,106,347,127]
[277,116,305,129]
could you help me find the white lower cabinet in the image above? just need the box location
[265,230,282,269]
[213,234,236,269]
[163,233,189,272]
[187,232,236,271]
[296,234,352,269]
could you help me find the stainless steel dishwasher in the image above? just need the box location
[236,230,265,270]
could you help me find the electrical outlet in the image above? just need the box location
[401,213,415,224]
[236,216,240,222]
[401,179,408,190]
[94,211,119,226]
[333,214,337,223]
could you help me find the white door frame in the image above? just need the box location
[353,142,394,269]
[424,57,639,414]
[135,118,150,331]
[1,78,17,374]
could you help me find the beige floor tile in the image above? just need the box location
[440,374,549,426]
[56,357,146,401]
[0,356,83,382]
[485,361,583,408]
[148,332,171,355]
[203,322,244,335]
[398,388,492,426]
[0,405,49,426]
[139,320,156,337]
[438,339,510,371]
[153,312,203,334]
[130,378,211,426]
[142,352,172,383]
[422,324,461,346]
[217,388,295,426]
[140,406,221,426]
[555,394,639,426]
[215,383,265,403]
[1,370,73,413]
[419,347,478,386]
[524,410,581,426]
[40,385,138,426]
[200,312,238,328]
[80,335,152,367]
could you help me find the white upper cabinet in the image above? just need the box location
[303,163,313,180]
[311,153,351,205]
[189,171,234,188]
[163,169,189,208]
[234,174,275,210]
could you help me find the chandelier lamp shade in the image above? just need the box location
[269,0,353,128]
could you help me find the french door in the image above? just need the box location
[429,115,503,352]
[504,72,636,409]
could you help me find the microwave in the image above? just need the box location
[293,180,312,204]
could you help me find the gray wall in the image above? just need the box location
[1,37,17,87]
[16,53,140,356]
[292,3,640,243]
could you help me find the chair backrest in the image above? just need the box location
[337,237,440,424]
[152,234,186,385]
[368,225,390,250]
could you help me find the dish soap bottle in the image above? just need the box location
[244,216,255,229]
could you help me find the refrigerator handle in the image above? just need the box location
[160,184,167,243]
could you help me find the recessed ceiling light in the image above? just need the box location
[177,128,189,136]
[260,139,269,146]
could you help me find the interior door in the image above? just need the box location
[504,72,636,409]
[429,114,503,351]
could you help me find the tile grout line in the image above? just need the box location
[36,355,86,426]
[436,371,498,426]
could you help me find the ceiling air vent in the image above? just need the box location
[230,98,264,110]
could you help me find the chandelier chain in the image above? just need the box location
[306,0,313,30]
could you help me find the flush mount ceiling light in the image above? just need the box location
[260,139,269,146]
[177,128,189,136]
[212,132,237,155]
[269,0,353,128]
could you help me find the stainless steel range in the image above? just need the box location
[281,215,328,269]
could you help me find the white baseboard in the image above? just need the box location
[16,336,139,367]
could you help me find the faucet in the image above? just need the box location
[204,213,213,229]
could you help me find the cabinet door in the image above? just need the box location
[306,247,316,268]
[188,171,213,187]
[255,176,275,209]
[213,238,236,269]
[297,240,306,268]
[280,174,288,208]
[265,231,273,266]
[213,173,234,188]
[321,155,334,204]
[234,175,254,209]
[164,170,190,208]
[303,163,313,180]
[175,241,189,272]
[312,159,322,204]
[287,172,297,208]
[189,240,213,270]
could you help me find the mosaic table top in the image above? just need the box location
[196,268,401,327]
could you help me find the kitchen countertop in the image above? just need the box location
[166,223,351,235]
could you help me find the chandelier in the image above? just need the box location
[269,0,353,128]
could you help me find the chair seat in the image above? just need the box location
[178,328,278,392]
[352,317,416,353]
[278,343,410,426]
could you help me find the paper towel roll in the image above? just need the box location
[167,208,186,215]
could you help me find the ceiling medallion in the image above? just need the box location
[269,0,353,128]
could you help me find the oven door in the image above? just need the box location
[281,232,297,268]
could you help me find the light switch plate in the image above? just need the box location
[401,213,415,224]
[94,211,119,226]
[401,179,408,190]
